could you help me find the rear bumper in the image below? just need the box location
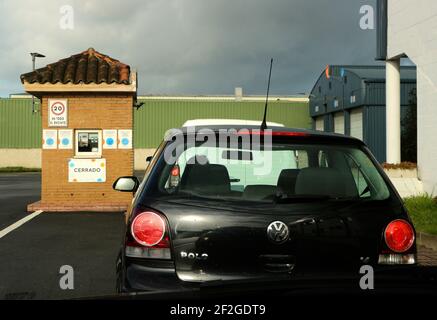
[120,258,429,294]
[121,260,190,293]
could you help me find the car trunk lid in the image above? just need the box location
[152,198,389,283]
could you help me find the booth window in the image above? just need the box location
[75,130,102,158]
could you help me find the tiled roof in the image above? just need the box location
[20,48,131,85]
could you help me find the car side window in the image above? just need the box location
[345,155,371,198]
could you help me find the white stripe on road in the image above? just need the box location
[0,210,43,239]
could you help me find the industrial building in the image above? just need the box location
[309,65,416,162]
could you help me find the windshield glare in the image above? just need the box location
[157,141,391,203]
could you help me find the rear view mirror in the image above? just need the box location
[113,176,140,192]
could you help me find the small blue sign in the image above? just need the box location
[62,138,69,146]
[121,138,129,146]
[340,68,345,78]
[46,138,54,145]
[106,138,114,146]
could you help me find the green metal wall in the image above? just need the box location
[0,98,310,149]
[0,99,41,148]
[134,99,311,148]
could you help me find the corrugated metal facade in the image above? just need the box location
[309,65,416,162]
[0,99,41,148]
[365,82,416,106]
[134,99,310,148]
[0,98,310,149]
[363,104,411,162]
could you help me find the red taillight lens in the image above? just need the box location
[171,165,180,177]
[131,211,166,247]
[384,219,415,253]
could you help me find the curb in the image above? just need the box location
[417,232,437,251]
[27,200,128,213]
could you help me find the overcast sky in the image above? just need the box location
[0,0,379,97]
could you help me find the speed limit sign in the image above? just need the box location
[48,99,68,127]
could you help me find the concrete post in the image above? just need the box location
[386,59,401,164]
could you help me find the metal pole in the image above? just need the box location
[32,55,36,113]
[30,52,45,113]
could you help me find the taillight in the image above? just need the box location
[384,219,415,253]
[378,219,416,265]
[131,211,166,246]
[171,166,180,177]
[169,165,180,187]
[126,211,171,259]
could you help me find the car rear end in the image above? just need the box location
[116,127,417,293]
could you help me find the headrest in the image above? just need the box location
[295,167,357,197]
[180,164,230,195]
[277,169,300,195]
[243,185,277,201]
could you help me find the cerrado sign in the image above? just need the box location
[68,159,106,183]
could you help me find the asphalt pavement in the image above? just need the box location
[0,172,125,299]
[0,173,40,229]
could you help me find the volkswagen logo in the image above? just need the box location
[267,221,289,243]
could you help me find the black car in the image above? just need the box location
[113,125,417,293]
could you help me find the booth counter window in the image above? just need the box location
[75,130,102,158]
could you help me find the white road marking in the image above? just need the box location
[0,210,43,239]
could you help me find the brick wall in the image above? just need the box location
[40,93,134,206]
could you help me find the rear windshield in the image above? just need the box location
[152,134,391,203]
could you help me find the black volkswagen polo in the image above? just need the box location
[113,124,416,293]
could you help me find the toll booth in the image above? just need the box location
[20,48,136,212]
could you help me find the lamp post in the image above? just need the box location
[30,52,45,113]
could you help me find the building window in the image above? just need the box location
[75,129,102,158]
[344,76,348,84]
[350,95,356,104]
[333,99,339,108]
[318,86,322,93]
[315,105,320,112]
[329,82,332,90]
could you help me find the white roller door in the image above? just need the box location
[334,112,345,134]
[350,108,363,140]
[315,116,324,131]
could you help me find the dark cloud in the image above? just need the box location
[0,0,377,96]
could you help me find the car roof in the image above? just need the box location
[182,119,285,127]
[166,125,365,145]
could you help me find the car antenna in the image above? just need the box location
[260,58,273,131]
